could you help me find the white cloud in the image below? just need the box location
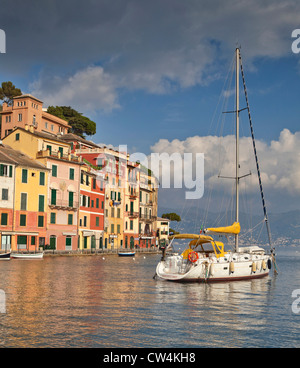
[30,66,120,113]
[149,129,300,206]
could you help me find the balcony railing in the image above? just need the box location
[125,211,139,218]
[49,200,79,210]
[37,150,81,163]
[139,214,156,222]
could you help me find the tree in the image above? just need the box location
[162,212,181,222]
[47,105,96,138]
[0,81,22,105]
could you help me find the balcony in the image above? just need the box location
[49,200,79,210]
[37,150,81,163]
[139,214,156,222]
[125,211,139,218]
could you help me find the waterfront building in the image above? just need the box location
[156,217,170,247]
[124,160,140,249]
[0,146,16,251]
[0,94,70,139]
[78,164,105,249]
[75,145,127,250]
[139,167,158,248]
[3,126,82,250]
[0,143,49,251]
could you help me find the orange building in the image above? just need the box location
[1,94,70,139]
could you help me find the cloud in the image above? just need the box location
[30,66,120,113]
[149,129,300,211]
[1,0,300,111]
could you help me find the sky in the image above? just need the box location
[0,0,300,217]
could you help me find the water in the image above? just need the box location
[0,247,299,348]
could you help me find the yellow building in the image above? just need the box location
[3,126,82,251]
[0,144,49,251]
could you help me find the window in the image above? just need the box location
[46,145,52,154]
[38,195,44,212]
[18,113,22,122]
[96,217,99,227]
[51,189,57,205]
[45,122,48,129]
[1,213,8,225]
[92,178,96,189]
[39,172,45,186]
[117,224,120,234]
[68,214,73,225]
[22,169,28,183]
[20,214,26,227]
[66,236,72,248]
[16,133,20,141]
[20,193,27,211]
[68,192,74,207]
[50,212,56,224]
[69,168,74,180]
[83,216,87,227]
[96,198,99,208]
[130,220,133,230]
[52,165,57,177]
[117,208,120,218]
[2,188,8,200]
[38,215,44,227]
[111,224,114,233]
[31,236,36,245]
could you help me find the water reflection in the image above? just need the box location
[0,252,298,347]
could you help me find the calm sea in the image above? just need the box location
[0,247,299,348]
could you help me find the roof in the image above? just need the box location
[157,217,171,222]
[0,144,48,170]
[13,94,43,103]
[5,127,71,145]
[42,111,70,127]
[60,133,100,148]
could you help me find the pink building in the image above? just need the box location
[1,94,70,139]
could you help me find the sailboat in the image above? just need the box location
[155,47,276,282]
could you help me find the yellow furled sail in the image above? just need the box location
[205,222,240,235]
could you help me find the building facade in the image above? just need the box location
[1,94,70,139]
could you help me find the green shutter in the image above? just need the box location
[1,213,8,225]
[52,165,57,177]
[38,215,44,227]
[38,195,44,212]
[22,169,28,183]
[9,165,12,178]
[20,214,26,226]
[51,189,57,205]
[68,192,74,207]
[50,212,56,224]
[69,168,74,180]
[68,214,73,225]
[39,172,45,185]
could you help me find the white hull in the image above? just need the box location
[156,248,271,282]
[11,253,44,259]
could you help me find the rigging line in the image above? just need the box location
[239,52,273,252]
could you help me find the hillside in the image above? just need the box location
[158,206,300,247]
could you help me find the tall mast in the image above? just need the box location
[235,47,240,252]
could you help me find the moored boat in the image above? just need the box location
[155,47,277,283]
[0,252,11,260]
[118,251,135,257]
[11,252,44,259]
